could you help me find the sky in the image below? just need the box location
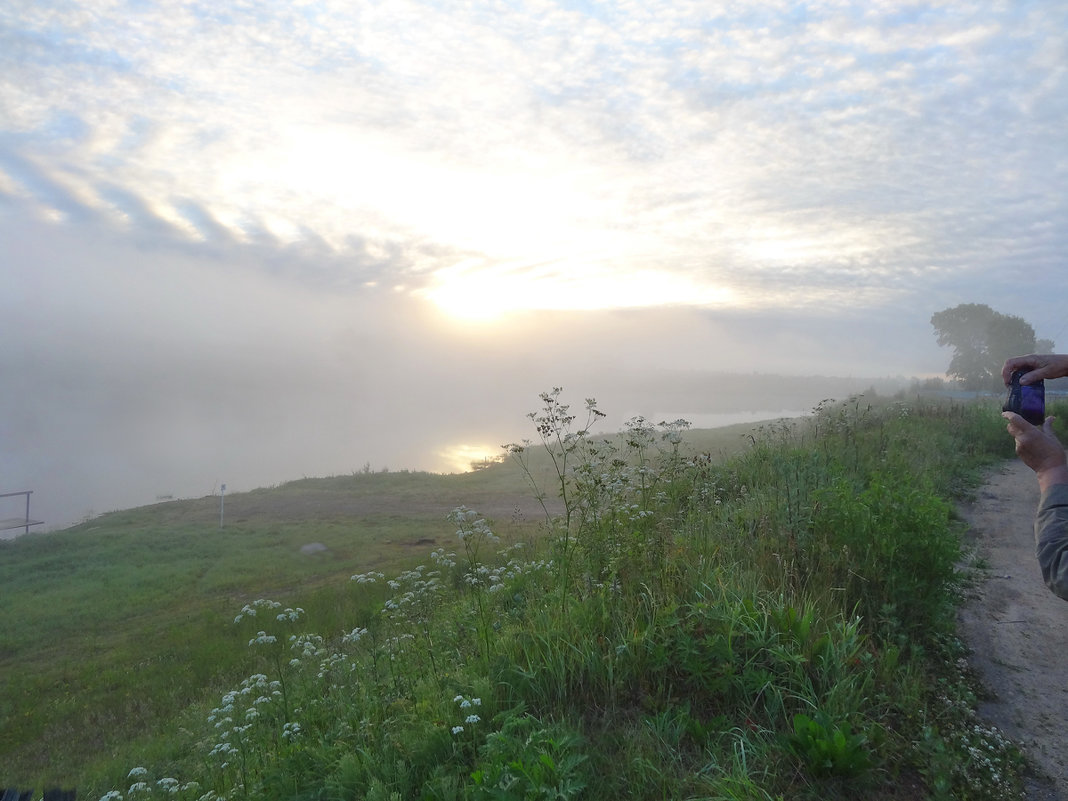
[1,0,1066,530]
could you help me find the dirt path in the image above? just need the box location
[957,460,1068,800]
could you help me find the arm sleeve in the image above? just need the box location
[1035,483,1068,600]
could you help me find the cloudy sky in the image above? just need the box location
[2,0,1066,529]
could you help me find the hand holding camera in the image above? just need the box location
[1001,353,1068,387]
[1001,355,1068,493]
[1003,369,1045,426]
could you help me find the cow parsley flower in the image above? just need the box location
[248,631,277,647]
[351,571,384,584]
[343,626,368,644]
[276,606,304,623]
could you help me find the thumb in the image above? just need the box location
[1043,416,1058,435]
[1020,369,1043,385]
[1002,411,1029,436]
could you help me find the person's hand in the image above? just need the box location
[1002,354,1068,386]
[1003,412,1068,492]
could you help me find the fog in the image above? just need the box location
[4,0,1065,531]
[2,218,935,532]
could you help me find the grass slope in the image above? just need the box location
[0,399,1040,800]
[0,420,768,786]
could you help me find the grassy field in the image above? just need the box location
[0,417,766,787]
[0,396,1043,799]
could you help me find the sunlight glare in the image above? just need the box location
[422,262,737,322]
[438,444,504,473]
[260,125,605,259]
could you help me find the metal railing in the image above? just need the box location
[0,491,44,536]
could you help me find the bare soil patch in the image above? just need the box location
[957,461,1068,800]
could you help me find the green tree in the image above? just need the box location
[930,303,1052,390]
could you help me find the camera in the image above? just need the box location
[1003,369,1045,426]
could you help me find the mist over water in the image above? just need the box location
[1,221,926,536]
[2,365,902,536]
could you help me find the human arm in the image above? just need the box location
[1036,485,1068,600]
[1001,353,1068,386]
[1002,412,1068,493]
[1002,411,1068,598]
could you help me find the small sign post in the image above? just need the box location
[220,483,226,529]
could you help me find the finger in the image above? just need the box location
[1003,410,1021,435]
[1043,416,1058,435]
[1002,361,1020,385]
[1002,411,1030,435]
[1003,355,1044,385]
[1019,369,1042,385]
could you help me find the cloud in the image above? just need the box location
[0,144,98,222]
[2,0,1062,315]
[3,0,1064,315]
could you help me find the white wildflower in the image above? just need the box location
[248,631,277,647]
[343,627,368,644]
[156,778,179,794]
[276,607,304,623]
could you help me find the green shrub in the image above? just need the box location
[807,471,959,637]
[471,713,588,800]
[786,711,871,777]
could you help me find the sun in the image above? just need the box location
[421,262,738,323]
[420,266,555,322]
[437,444,504,473]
